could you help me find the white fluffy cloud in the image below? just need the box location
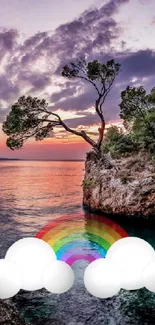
[5,237,56,291]
[0,259,21,299]
[0,237,74,299]
[1,236,155,299]
[42,260,74,294]
[84,237,155,298]
[84,258,121,298]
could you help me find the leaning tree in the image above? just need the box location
[3,58,120,155]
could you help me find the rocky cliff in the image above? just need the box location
[83,152,155,220]
[0,300,28,325]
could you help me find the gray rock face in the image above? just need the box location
[83,152,155,220]
[0,300,28,325]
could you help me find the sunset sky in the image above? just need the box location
[0,0,155,160]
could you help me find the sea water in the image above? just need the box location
[0,160,155,325]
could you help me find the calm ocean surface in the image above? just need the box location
[0,160,155,325]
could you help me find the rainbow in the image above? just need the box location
[35,212,128,265]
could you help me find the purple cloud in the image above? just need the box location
[101,0,130,16]
[0,28,18,62]
[18,71,51,90]
[0,75,19,101]
[120,49,155,79]
[0,29,18,51]
[0,0,155,130]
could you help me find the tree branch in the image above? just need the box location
[76,75,101,96]
[32,104,98,149]
[59,119,97,147]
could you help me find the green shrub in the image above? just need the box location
[102,126,137,158]
[82,179,97,188]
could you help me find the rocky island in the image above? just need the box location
[82,84,155,222]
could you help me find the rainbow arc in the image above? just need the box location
[35,213,128,265]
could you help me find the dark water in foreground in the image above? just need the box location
[0,161,155,325]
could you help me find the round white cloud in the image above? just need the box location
[106,237,131,259]
[42,261,74,294]
[84,258,121,299]
[5,237,56,291]
[106,237,155,290]
[0,259,21,299]
[142,260,155,292]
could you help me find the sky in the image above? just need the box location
[0,0,155,160]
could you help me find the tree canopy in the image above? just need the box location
[102,86,155,159]
[3,58,120,155]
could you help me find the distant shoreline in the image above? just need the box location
[0,158,21,161]
[0,158,85,162]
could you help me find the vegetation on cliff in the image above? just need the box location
[102,86,155,159]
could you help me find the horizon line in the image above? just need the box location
[0,158,85,161]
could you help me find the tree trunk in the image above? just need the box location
[97,121,105,150]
